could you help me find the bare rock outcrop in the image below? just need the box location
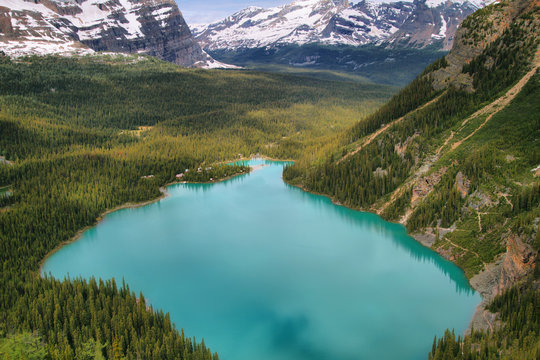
[411,166,448,205]
[431,0,537,91]
[0,0,220,67]
[468,234,537,331]
[455,171,471,198]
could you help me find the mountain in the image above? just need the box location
[193,0,494,52]
[284,0,539,356]
[0,0,230,68]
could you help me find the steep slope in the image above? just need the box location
[0,0,94,57]
[284,0,539,356]
[0,0,224,67]
[193,0,493,52]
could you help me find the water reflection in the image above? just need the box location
[282,178,473,295]
[42,159,479,360]
[175,160,474,295]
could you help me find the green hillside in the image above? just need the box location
[0,53,393,359]
[1,0,539,358]
[284,0,539,358]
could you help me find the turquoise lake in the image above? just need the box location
[42,160,481,360]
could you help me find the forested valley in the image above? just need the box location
[1,0,539,358]
[0,53,394,359]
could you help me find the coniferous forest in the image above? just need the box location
[0,53,393,359]
[285,2,540,358]
[1,0,539,358]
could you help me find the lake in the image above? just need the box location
[42,159,480,360]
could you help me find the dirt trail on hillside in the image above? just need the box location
[435,131,454,155]
[450,52,540,151]
[377,53,539,217]
[338,93,444,164]
[478,212,482,232]
[442,234,488,269]
[498,192,513,209]
[376,154,438,216]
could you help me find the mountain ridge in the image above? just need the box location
[193,0,496,52]
[0,0,231,68]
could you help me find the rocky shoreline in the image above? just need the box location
[286,173,535,334]
[412,228,537,332]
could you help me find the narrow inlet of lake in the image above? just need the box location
[42,159,480,360]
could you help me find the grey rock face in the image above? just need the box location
[385,1,479,50]
[0,0,214,67]
[193,0,488,51]
[76,0,207,66]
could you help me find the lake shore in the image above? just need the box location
[40,158,478,360]
[283,177,492,333]
[39,157,277,276]
[38,185,171,276]
[39,156,486,339]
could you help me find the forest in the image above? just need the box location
[284,5,540,359]
[1,1,539,358]
[0,53,393,359]
[429,278,540,360]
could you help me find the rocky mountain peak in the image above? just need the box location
[0,0,229,68]
[193,0,495,51]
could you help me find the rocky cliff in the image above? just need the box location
[193,0,495,52]
[0,0,225,67]
[431,0,540,90]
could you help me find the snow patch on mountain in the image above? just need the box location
[1,40,94,58]
[193,0,497,51]
[0,0,232,68]
[432,14,447,39]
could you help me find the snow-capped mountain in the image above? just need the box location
[193,0,495,51]
[0,0,231,68]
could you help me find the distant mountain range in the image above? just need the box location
[193,0,494,51]
[0,0,231,68]
[0,0,495,78]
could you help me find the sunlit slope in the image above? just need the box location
[284,0,539,357]
[0,53,394,359]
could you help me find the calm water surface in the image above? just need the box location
[43,160,480,360]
